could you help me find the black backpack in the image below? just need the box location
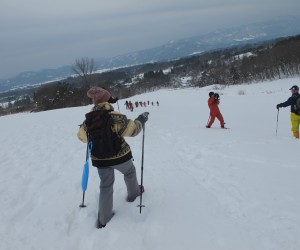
[85,109,122,158]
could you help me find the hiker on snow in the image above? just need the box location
[276,85,300,138]
[206,91,226,128]
[77,87,149,229]
[124,100,129,109]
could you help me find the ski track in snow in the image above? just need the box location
[1,78,300,250]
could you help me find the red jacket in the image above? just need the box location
[208,96,221,116]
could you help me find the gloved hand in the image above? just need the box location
[214,93,219,100]
[276,104,280,110]
[108,96,119,104]
[136,112,150,125]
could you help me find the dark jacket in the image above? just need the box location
[278,93,300,114]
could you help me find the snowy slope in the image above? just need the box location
[0,78,300,250]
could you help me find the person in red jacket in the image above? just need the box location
[206,92,225,128]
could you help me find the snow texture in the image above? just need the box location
[0,78,300,250]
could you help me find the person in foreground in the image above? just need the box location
[277,85,300,138]
[77,86,149,228]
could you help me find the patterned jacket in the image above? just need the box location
[77,102,143,167]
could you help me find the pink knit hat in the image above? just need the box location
[87,87,111,105]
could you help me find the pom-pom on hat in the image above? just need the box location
[87,87,111,105]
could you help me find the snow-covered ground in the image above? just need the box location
[0,77,299,250]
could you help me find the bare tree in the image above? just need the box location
[72,57,96,87]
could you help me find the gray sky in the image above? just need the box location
[1,0,299,79]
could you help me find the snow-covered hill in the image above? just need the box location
[0,78,300,250]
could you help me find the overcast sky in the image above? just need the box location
[1,0,300,79]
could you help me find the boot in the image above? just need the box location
[96,220,106,229]
[96,212,115,229]
[293,131,299,138]
[126,185,144,202]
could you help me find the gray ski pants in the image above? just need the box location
[97,159,140,225]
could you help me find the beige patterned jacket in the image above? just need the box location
[77,102,143,167]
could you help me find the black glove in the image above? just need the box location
[108,96,119,104]
[276,104,280,110]
[136,112,150,125]
[214,93,219,100]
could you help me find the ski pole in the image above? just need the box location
[138,124,146,214]
[80,142,92,208]
[276,109,279,136]
[117,100,120,112]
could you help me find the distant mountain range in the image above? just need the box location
[1,16,300,93]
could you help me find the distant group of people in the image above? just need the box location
[125,100,159,111]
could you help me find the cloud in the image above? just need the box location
[0,0,300,78]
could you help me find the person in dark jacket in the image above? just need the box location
[77,87,149,228]
[277,85,300,138]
